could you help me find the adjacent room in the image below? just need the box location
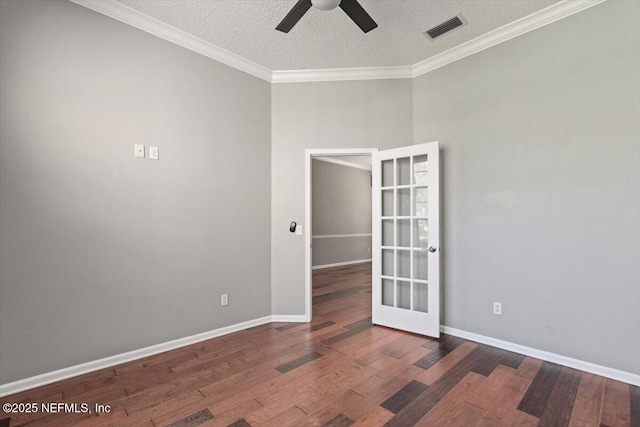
[0,0,638,426]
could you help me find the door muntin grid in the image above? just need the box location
[380,156,429,313]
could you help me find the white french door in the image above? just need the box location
[372,142,440,337]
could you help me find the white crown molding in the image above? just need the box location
[411,0,606,78]
[441,326,640,387]
[69,0,272,82]
[314,156,372,171]
[70,0,605,84]
[271,65,413,83]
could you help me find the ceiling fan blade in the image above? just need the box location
[276,0,313,33]
[339,0,377,33]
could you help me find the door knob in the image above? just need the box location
[428,246,437,253]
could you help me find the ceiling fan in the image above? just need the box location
[276,0,378,34]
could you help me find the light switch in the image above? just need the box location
[134,144,144,158]
[149,146,159,160]
[296,224,303,236]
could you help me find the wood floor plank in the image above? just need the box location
[413,372,486,427]
[379,380,428,414]
[305,320,337,332]
[568,373,604,427]
[517,360,563,418]
[254,405,306,426]
[351,406,394,426]
[403,341,478,386]
[296,390,363,427]
[413,335,465,370]
[600,379,631,427]
[443,401,486,427]
[464,365,516,410]
[2,262,631,427]
[351,332,407,365]
[630,384,640,427]
[165,409,213,427]
[538,366,582,427]
[345,375,408,421]
[383,344,502,426]
[470,346,509,377]
[515,357,544,380]
[499,351,526,370]
[321,413,355,427]
[275,323,305,331]
[387,334,431,359]
[474,372,539,427]
[202,400,264,427]
[275,351,324,374]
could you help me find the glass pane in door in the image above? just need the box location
[382,279,394,306]
[397,220,410,247]
[414,187,428,216]
[382,220,394,246]
[382,249,394,276]
[413,155,428,185]
[414,282,428,312]
[414,219,428,248]
[397,250,410,278]
[397,157,410,186]
[414,250,428,280]
[382,160,394,187]
[397,281,411,309]
[382,190,394,217]
[397,189,410,216]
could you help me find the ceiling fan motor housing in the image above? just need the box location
[311,0,341,11]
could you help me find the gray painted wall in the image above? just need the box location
[0,0,271,383]
[271,79,413,315]
[413,0,639,374]
[312,159,371,267]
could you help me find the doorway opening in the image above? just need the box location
[304,149,378,321]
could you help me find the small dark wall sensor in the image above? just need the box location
[289,222,297,233]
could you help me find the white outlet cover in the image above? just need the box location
[149,146,159,160]
[493,302,502,315]
[134,144,144,158]
[295,224,303,236]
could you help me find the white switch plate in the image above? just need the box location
[295,224,303,236]
[134,144,144,158]
[149,146,159,160]
[221,294,229,306]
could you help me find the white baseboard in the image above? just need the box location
[312,259,372,270]
[441,326,640,387]
[270,315,309,323]
[4,317,636,397]
[0,314,305,398]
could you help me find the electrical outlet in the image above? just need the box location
[221,294,229,306]
[493,302,502,315]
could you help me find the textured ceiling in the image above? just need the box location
[116,0,560,71]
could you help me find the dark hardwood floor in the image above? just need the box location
[1,262,637,426]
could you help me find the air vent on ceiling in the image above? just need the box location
[424,14,466,40]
